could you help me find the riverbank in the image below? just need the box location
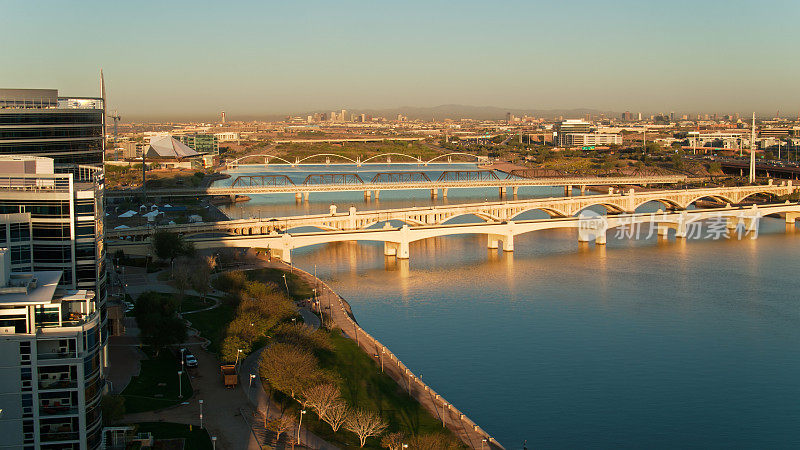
[267,260,504,449]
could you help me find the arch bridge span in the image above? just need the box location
[108,202,800,262]
[106,182,797,241]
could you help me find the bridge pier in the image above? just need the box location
[430,189,437,199]
[295,192,302,202]
[512,186,518,197]
[374,190,380,200]
[442,188,448,198]
[580,185,586,195]
[303,191,310,202]
[364,190,372,200]
[384,240,409,259]
[487,234,514,251]
[785,212,799,224]
[564,185,573,196]
[499,187,507,197]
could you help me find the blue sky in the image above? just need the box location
[2,0,798,119]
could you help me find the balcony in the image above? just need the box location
[39,404,78,417]
[40,431,79,443]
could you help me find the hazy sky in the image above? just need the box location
[2,0,799,119]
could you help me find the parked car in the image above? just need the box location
[184,352,198,368]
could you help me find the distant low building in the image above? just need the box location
[213,132,240,143]
[560,133,621,148]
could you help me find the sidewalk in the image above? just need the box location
[274,261,505,450]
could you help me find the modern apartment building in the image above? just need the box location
[176,133,219,155]
[559,133,622,148]
[0,89,104,166]
[0,245,102,449]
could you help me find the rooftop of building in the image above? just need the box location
[0,88,103,110]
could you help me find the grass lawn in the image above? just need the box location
[276,330,459,449]
[245,267,314,302]
[120,351,193,413]
[186,302,236,354]
[132,422,213,450]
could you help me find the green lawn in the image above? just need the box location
[132,422,213,450]
[186,302,236,354]
[120,351,193,413]
[277,330,459,449]
[245,267,314,302]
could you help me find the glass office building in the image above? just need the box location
[0,89,104,166]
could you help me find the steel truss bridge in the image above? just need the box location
[107,174,689,199]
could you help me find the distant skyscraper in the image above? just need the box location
[637,112,642,121]
[221,111,226,124]
[340,109,347,122]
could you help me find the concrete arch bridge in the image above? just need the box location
[108,202,800,262]
[107,182,797,241]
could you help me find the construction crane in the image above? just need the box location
[108,110,121,160]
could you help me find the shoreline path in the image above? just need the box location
[263,259,505,449]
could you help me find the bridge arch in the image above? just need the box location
[633,198,683,211]
[227,154,295,166]
[360,153,423,164]
[295,153,359,165]
[573,203,627,216]
[736,190,781,205]
[510,206,569,219]
[682,194,736,209]
[424,152,483,165]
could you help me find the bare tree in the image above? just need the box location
[381,432,405,450]
[302,383,341,420]
[321,399,349,433]
[172,258,192,308]
[259,343,319,399]
[344,408,388,448]
[267,414,295,444]
[408,433,463,450]
[191,256,214,302]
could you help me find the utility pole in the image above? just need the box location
[749,112,756,183]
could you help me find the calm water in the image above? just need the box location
[224,166,800,448]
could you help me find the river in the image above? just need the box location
[218,166,800,449]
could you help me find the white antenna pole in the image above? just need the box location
[749,112,756,183]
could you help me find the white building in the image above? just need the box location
[559,133,622,148]
[0,247,102,449]
[213,132,240,143]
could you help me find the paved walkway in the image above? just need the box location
[271,260,505,450]
[106,317,145,393]
[116,253,336,449]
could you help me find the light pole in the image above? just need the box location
[282,274,289,297]
[297,410,306,445]
[482,438,488,449]
[235,348,243,367]
[249,373,256,390]
[211,436,217,450]
[178,370,183,398]
[180,348,185,372]
[199,399,204,428]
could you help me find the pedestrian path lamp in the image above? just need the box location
[211,436,217,450]
[297,410,307,444]
[249,373,256,389]
[178,370,183,398]
[199,399,204,428]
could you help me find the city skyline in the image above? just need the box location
[3,0,800,119]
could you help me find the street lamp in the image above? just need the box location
[282,274,289,297]
[297,410,307,444]
[178,370,183,398]
[481,438,488,449]
[211,436,217,450]
[249,373,256,390]
[235,348,243,367]
[199,399,204,428]
[180,348,185,371]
